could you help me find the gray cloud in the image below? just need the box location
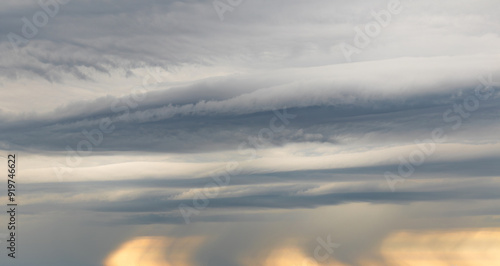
[2,0,500,265]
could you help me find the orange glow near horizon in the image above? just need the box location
[239,244,348,266]
[378,229,500,265]
[104,229,500,266]
[104,236,203,266]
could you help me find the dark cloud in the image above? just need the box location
[2,0,500,265]
[0,76,498,153]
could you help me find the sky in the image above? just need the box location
[0,0,500,265]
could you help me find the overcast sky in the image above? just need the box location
[1,0,500,265]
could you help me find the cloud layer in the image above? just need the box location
[1,0,500,265]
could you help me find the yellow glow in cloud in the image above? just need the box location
[241,245,347,266]
[104,230,500,266]
[379,229,500,266]
[264,247,315,266]
[104,236,203,266]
